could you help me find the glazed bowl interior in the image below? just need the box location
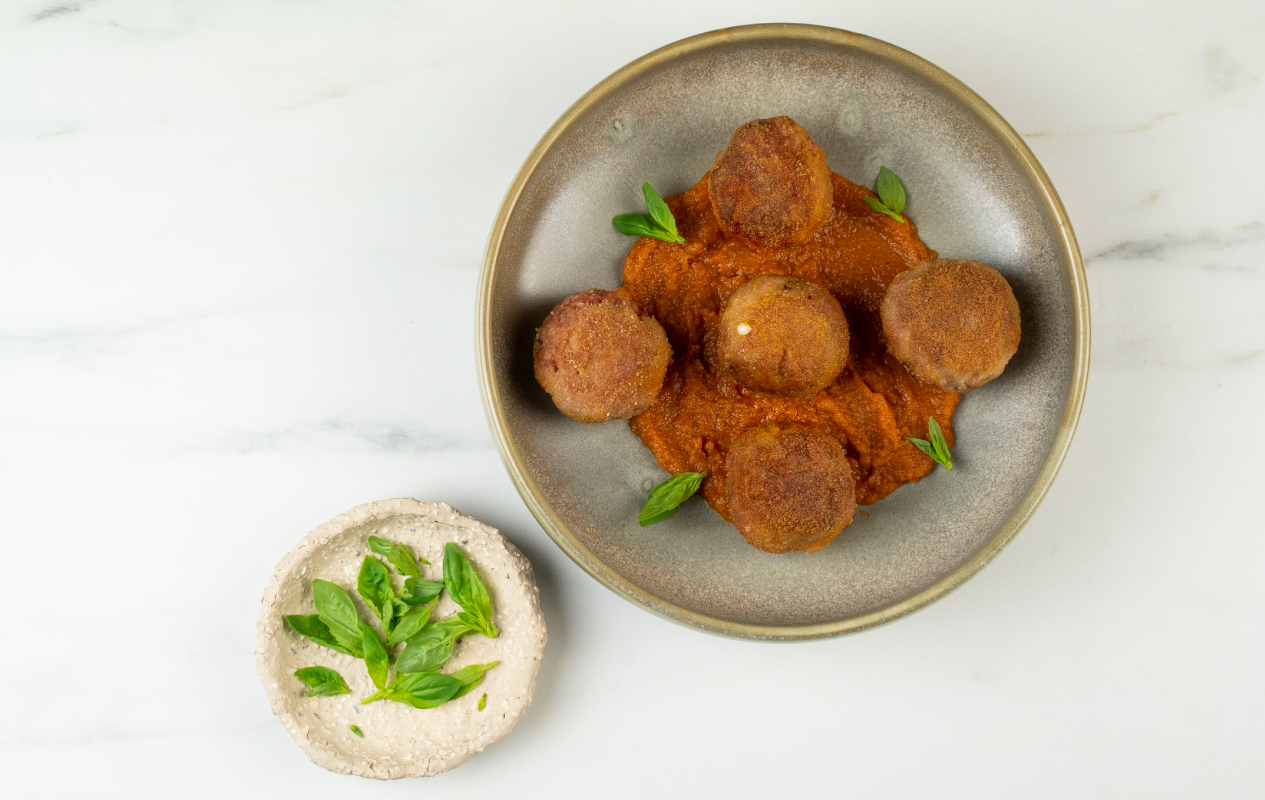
[479,25,1087,640]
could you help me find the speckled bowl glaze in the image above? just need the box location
[477,24,1089,640]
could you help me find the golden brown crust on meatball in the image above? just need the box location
[881,259,1021,393]
[714,274,849,397]
[534,289,672,423]
[724,424,856,554]
[708,117,834,248]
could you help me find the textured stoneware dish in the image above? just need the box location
[477,24,1089,640]
[256,499,546,778]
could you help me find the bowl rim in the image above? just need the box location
[476,23,1091,641]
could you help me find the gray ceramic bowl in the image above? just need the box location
[477,24,1089,640]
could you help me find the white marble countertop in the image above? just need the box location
[2,1,1262,796]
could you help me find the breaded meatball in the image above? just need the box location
[881,259,1021,393]
[715,274,849,396]
[725,424,856,554]
[534,289,672,423]
[708,116,834,248]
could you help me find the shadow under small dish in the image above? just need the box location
[477,24,1089,640]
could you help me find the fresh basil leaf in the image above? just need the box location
[363,672,462,709]
[876,166,906,214]
[451,661,498,699]
[394,617,474,674]
[398,637,453,675]
[456,610,494,638]
[357,556,394,629]
[863,195,889,214]
[367,536,396,556]
[638,471,706,527]
[312,579,363,634]
[638,507,680,525]
[863,195,904,222]
[369,535,429,574]
[369,535,427,575]
[294,666,350,697]
[285,614,359,657]
[312,580,367,656]
[361,622,389,690]
[393,598,410,618]
[432,615,477,639]
[443,544,497,638]
[612,213,683,244]
[306,682,347,697]
[442,544,487,614]
[349,724,364,738]
[613,214,661,238]
[908,417,953,470]
[927,416,953,470]
[326,624,364,656]
[403,577,444,604]
[642,183,681,241]
[388,598,436,646]
[478,693,487,711]
[387,549,422,577]
[395,625,454,674]
[907,436,936,458]
[449,662,487,686]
